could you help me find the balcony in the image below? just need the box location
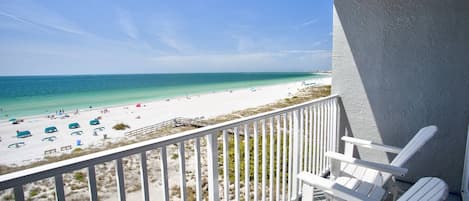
[0,95,340,201]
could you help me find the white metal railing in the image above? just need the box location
[0,95,340,201]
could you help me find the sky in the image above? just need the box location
[0,1,332,75]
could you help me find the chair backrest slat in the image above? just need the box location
[391,125,437,167]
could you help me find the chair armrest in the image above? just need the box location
[297,172,376,201]
[342,136,402,154]
[325,152,408,176]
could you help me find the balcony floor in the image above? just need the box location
[309,180,462,200]
[391,180,461,201]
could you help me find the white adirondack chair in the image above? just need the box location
[299,125,438,201]
[298,175,448,201]
[462,124,469,201]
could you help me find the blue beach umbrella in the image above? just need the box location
[45,126,58,133]
[16,130,32,138]
[89,119,100,125]
[68,122,80,129]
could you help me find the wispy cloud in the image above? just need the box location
[0,10,89,36]
[157,34,191,53]
[281,49,329,54]
[0,11,31,25]
[229,32,276,53]
[235,36,255,52]
[149,18,193,53]
[116,8,139,40]
[300,18,319,27]
[148,49,331,72]
[149,52,281,72]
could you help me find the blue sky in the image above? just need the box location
[0,1,332,75]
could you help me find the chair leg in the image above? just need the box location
[330,159,341,180]
[389,177,404,201]
[302,184,315,201]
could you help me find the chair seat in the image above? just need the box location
[397,177,448,201]
[336,177,386,201]
[340,163,385,186]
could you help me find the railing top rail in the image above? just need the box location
[0,94,339,190]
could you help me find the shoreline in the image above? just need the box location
[0,77,331,166]
[0,75,329,122]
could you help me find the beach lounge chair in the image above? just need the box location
[298,175,448,201]
[298,125,437,201]
[94,127,105,132]
[89,119,100,125]
[68,122,80,129]
[70,130,83,136]
[16,130,32,138]
[44,126,58,133]
[8,142,25,148]
[42,136,57,142]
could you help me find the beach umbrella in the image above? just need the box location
[17,130,31,138]
[9,118,16,122]
[45,126,58,133]
[136,103,141,107]
[68,122,80,129]
[89,119,100,125]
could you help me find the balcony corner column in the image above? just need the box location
[207,133,220,201]
[291,109,301,200]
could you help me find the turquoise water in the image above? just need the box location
[0,73,328,119]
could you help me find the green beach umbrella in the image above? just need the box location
[9,118,16,122]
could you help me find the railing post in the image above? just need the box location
[331,98,341,179]
[222,130,230,200]
[207,133,219,201]
[194,138,202,201]
[55,175,65,201]
[291,109,301,201]
[115,158,126,201]
[244,124,250,200]
[139,152,150,201]
[87,166,99,201]
[160,147,170,201]
[14,186,24,201]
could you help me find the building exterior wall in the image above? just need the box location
[332,0,469,192]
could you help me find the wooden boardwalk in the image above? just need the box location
[125,117,208,137]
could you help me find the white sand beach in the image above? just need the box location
[0,78,331,166]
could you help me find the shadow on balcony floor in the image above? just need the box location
[308,180,462,200]
[390,180,462,201]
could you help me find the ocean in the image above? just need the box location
[0,72,329,119]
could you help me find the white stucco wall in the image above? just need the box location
[332,0,469,192]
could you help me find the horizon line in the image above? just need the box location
[0,70,331,77]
